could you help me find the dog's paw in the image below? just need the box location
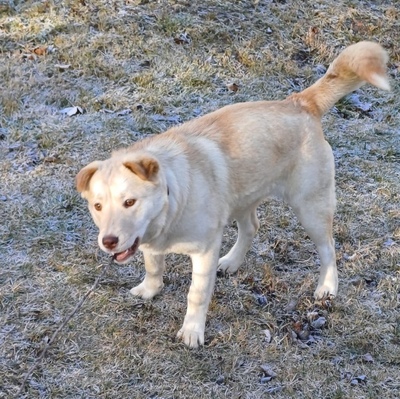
[130,281,163,299]
[177,323,205,348]
[314,284,337,300]
[218,255,242,274]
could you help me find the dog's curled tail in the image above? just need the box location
[290,41,390,117]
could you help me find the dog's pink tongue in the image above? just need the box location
[114,249,130,262]
[113,238,139,262]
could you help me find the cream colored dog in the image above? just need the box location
[76,42,389,347]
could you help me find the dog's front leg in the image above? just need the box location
[177,243,221,348]
[130,252,165,299]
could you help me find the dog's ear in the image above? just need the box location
[123,158,159,181]
[76,161,101,193]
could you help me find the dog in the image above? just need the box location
[76,42,389,347]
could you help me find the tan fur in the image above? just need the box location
[77,42,389,347]
[76,162,101,193]
[289,41,389,116]
[123,158,160,181]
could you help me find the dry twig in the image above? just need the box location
[16,258,113,397]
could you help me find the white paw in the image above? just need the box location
[314,283,337,299]
[177,323,205,348]
[218,254,242,274]
[130,281,163,300]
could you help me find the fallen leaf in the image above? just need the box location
[60,106,84,116]
[311,316,326,329]
[307,311,319,321]
[33,46,47,56]
[356,375,367,383]
[54,64,70,70]
[260,364,277,378]
[262,329,272,343]
[348,374,367,385]
[260,376,273,383]
[297,330,311,341]
[174,32,191,45]
[286,298,298,312]
[255,294,267,306]
[215,375,224,385]
[116,109,132,116]
[292,321,302,333]
[43,155,61,164]
[47,45,57,53]
[383,238,396,247]
[342,371,353,380]
[306,26,318,46]
[347,93,372,112]
[139,60,151,68]
[22,53,37,61]
[362,353,374,363]
[227,83,239,92]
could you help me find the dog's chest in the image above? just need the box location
[140,235,209,256]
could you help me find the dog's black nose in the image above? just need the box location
[102,235,119,250]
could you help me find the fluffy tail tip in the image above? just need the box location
[369,72,391,91]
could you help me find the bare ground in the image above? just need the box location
[0,1,399,398]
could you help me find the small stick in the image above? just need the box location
[16,258,113,397]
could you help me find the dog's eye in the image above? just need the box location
[94,203,102,211]
[124,199,136,208]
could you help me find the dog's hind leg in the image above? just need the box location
[218,205,260,274]
[130,252,165,299]
[291,198,338,299]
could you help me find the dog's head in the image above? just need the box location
[76,154,168,263]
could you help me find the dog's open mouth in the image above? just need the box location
[113,237,140,263]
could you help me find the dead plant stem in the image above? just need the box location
[16,258,113,398]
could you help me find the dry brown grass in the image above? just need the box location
[1,0,399,398]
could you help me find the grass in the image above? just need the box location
[0,0,399,398]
